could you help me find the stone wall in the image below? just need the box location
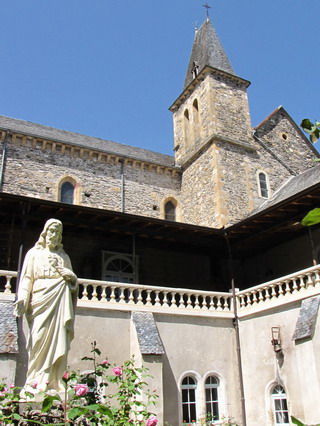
[2,138,181,219]
[255,110,317,175]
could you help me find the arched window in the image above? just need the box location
[193,99,200,141]
[184,109,190,146]
[165,200,176,221]
[258,172,269,198]
[103,254,135,283]
[271,385,289,425]
[205,376,220,422]
[181,376,197,424]
[60,181,75,204]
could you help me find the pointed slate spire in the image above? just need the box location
[184,18,235,88]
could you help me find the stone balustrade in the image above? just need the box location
[77,278,232,315]
[237,264,320,315]
[1,264,320,316]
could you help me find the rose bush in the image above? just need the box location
[0,342,158,425]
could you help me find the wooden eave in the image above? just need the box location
[0,192,226,250]
[226,182,320,255]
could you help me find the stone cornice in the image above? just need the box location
[169,65,251,112]
[179,133,257,171]
[0,129,181,177]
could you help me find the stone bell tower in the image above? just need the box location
[170,17,256,228]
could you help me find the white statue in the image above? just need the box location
[15,219,77,395]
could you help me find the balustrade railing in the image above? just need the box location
[78,278,232,313]
[1,265,320,315]
[238,264,320,311]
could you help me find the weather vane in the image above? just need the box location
[203,2,211,18]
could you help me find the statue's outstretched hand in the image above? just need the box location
[14,299,26,317]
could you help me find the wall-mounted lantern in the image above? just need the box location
[271,326,282,352]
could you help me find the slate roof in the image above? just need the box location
[132,312,165,355]
[184,18,235,88]
[252,165,320,215]
[0,115,175,168]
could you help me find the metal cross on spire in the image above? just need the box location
[202,2,211,18]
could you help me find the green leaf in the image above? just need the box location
[42,394,61,412]
[13,413,21,420]
[301,119,313,130]
[81,356,94,361]
[301,208,320,226]
[291,416,305,426]
[68,406,86,420]
[92,348,102,355]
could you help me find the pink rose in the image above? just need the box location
[101,360,110,365]
[62,372,70,382]
[74,383,89,396]
[31,381,38,389]
[146,416,158,426]
[9,384,15,389]
[112,367,123,376]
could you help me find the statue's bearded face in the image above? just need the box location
[45,223,62,249]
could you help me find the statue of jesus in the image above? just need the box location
[15,219,77,395]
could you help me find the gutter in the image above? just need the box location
[225,230,247,426]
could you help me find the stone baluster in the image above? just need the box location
[216,297,223,311]
[110,286,116,303]
[128,289,134,305]
[194,294,200,310]
[271,284,277,300]
[284,280,291,296]
[178,292,185,309]
[292,278,298,294]
[4,275,12,294]
[186,293,193,309]
[92,285,98,301]
[82,283,89,301]
[101,286,108,301]
[162,291,169,308]
[298,275,306,290]
[119,287,125,304]
[137,288,143,305]
[146,290,152,306]
[263,287,271,301]
[306,273,314,289]
[314,270,320,287]
[171,292,178,309]
[155,291,161,307]
[223,296,230,311]
[278,282,285,297]
[252,291,258,305]
[210,296,217,311]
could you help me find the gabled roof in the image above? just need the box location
[184,18,234,88]
[0,115,175,168]
[254,106,320,157]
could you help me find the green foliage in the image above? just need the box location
[0,344,158,425]
[301,119,320,143]
[291,416,320,426]
[301,208,320,227]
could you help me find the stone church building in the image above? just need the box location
[0,17,320,426]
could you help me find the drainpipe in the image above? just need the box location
[225,231,247,426]
[120,159,125,213]
[0,131,9,191]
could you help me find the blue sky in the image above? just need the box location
[0,0,319,154]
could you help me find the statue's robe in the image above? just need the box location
[18,247,77,392]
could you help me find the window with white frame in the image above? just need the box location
[205,376,220,423]
[271,385,289,425]
[258,171,269,198]
[181,376,197,424]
